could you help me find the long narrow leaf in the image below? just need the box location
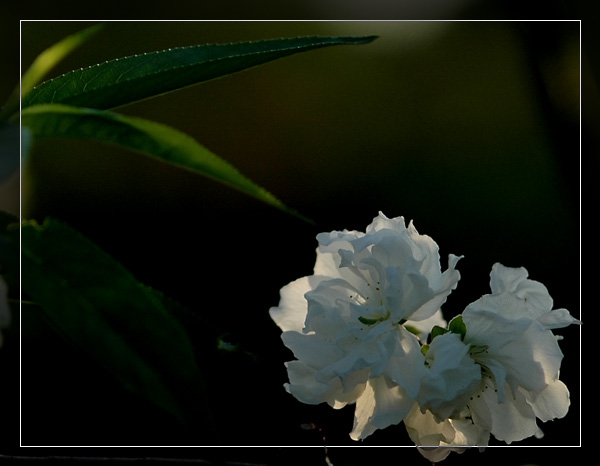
[21,35,377,111]
[21,103,309,221]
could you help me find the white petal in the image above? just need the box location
[350,382,378,440]
[489,263,556,320]
[525,378,570,421]
[490,263,529,294]
[281,331,342,370]
[285,360,367,408]
[469,379,539,444]
[463,307,564,396]
[367,211,407,233]
[418,333,482,420]
[303,278,354,336]
[285,360,339,406]
[404,404,487,460]
[350,375,413,440]
[270,276,323,332]
[404,403,457,446]
[409,254,462,322]
[537,308,581,329]
[385,326,428,398]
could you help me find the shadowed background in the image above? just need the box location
[3,16,584,465]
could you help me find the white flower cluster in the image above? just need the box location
[269,212,579,460]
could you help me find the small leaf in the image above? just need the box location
[22,34,378,111]
[448,315,467,340]
[21,103,310,222]
[15,217,214,432]
[430,325,449,341]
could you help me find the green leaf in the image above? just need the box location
[21,34,378,111]
[22,24,103,99]
[2,24,101,121]
[430,325,449,341]
[448,315,467,340]
[15,217,214,432]
[21,103,309,222]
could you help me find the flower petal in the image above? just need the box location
[281,331,342,369]
[537,308,581,329]
[525,378,570,422]
[489,263,554,319]
[469,378,540,444]
[270,275,323,332]
[285,360,366,408]
[418,332,482,420]
[350,375,413,440]
[463,305,564,397]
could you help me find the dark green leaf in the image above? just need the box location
[22,35,378,111]
[17,218,213,431]
[21,104,310,222]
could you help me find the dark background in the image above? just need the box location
[1,4,589,465]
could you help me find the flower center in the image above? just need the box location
[347,279,392,326]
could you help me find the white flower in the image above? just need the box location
[411,263,578,453]
[459,264,578,444]
[269,212,462,440]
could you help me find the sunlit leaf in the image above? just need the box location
[21,24,103,98]
[21,103,310,221]
[1,24,101,121]
[21,35,378,111]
